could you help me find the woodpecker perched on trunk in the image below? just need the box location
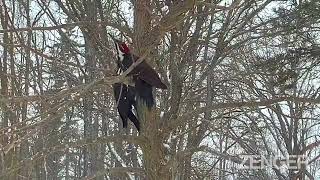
[109,34,167,109]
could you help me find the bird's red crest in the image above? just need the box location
[120,43,130,54]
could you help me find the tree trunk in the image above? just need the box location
[133,0,171,179]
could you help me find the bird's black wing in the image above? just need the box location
[135,79,154,109]
[113,83,140,131]
[129,63,167,89]
[113,83,129,128]
[128,111,140,131]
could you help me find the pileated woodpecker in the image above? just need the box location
[109,34,167,130]
[109,34,167,105]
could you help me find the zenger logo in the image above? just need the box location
[238,155,308,170]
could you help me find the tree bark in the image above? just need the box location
[133,0,171,179]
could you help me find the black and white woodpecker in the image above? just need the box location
[109,34,167,131]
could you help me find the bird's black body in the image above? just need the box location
[118,53,164,108]
[109,33,167,131]
[113,82,140,131]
